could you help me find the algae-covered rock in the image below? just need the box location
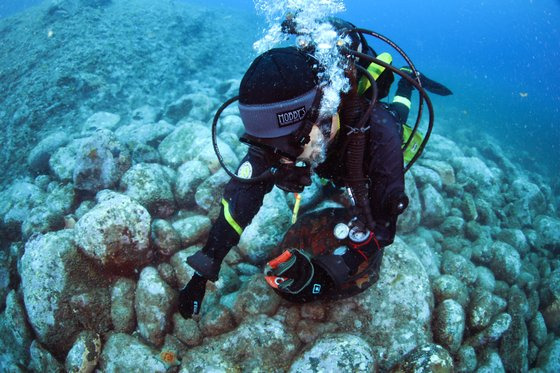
[110,278,136,333]
[288,334,375,373]
[231,274,281,324]
[237,187,291,264]
[27,131,70,173]
[465,313,511,348]
[151,219,182,257]
[174,160,210,208]
[534,215,560,253]
[28,340,64,373]
[432,274,469,308]
[433,299,465,353]
[120,162,177,218]
[535,338,560,372]
[73,130,131,194]
[468,289,507,331]
[74,190,152,270]
[135,267,177,347]
[98,333,167,372]
[328,238,433,371]
[21,230,111,356]
[441,251,477,286]
[421,184,448,226]
[0,291,33,367]
[194,169,231,217]
[393,343,454,373]
[489,241,521,284]
[81,112,121,133]
[171,215,211,248]
[65,331,102,373]
[180,315,300,372]
[398,171,421,233]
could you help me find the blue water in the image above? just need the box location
[2,0,559,175]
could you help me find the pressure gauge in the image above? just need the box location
[333,223,350,240]
[349,226,370,243]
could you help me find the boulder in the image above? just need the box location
[110,278,136,333]
[535,338,560,372]
[180,315,300,372]
[74,191,152,271]
[65,331,102,373]
[0,291,33,367]
[398,171,421,233]
[135,267,177,346]
[21,230,111,356]
[432,274,469,308]
[73,130,131,193]
[0,181,45,240]
[174,160,210,207]
[98,333,167,372]
[534,215,560,253]
[151,219,182,257]
[27,131,70,173]
[114,120,175,146]
[120,163,177,218]
[393,343,454,373]
[288,334,375,372]
[49,138,89,182]
[237,187,292,264]
[171,215,211,248]
[433,299,465,353]
[81,112,120,133]
[489,241,521,284]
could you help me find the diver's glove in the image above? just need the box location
[400,67,453,96]
[272,162,312,193]
[264,249,333,297]
[178,273,207,319]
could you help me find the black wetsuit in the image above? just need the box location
[189,101,405,284]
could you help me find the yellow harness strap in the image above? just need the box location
[291,193,302,224]
[358,52,393,95]
[221,198,243,235]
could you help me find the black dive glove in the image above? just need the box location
[272,162,312,193]
[178,273,207,319]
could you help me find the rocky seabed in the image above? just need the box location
[0,81,558,372]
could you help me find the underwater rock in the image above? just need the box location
[453,156,497,189]
[393,343,454,373]
[237,187,291,264]
[180,314,299,372]
[496,228,530,256]
[398,171,421,233]
[74,190,152,270]
[0,181,45,240]
[164,93,216,124]
[21,230,111,356]
[169,246,201,288]
[27,131,70,173]
[421,159,456,186]
[219,114,245,137]
[128,143,161,165]
[528,312,548,348]
[460,192,478,222]
[327,238,432,371]
[542,298,560,334]
[120,162,177,218]
[476,349,505,373]
[489,241,521,284]
[115,120,175,147]
[432,274,470,308]
[433,299,465,353]
[49,138,89,182]
[151,219,182,257]
[422,134,464,162]
[110,278,136,333]
[535,338,560,372]
[411,164,443,190]
[231,274,280,324]
[130,105,160,124]
[73,130,131,194]
[534,215,560,253]
[172,313,202,347]
[135,266,177,347]
[405,236,441,280]
[98,333,167,372]
[199,303,236,337]
[465,313,511,348]
[21,204,65,240]
[499,303,529,373]
[81,112,120,134]
[441,251,477,286]
[28,340,64,373]
[158,121,238,171]
[475,265,496,292]
[454,345,477,373]
[468,289,507,331]
[440,216,465,236]
[171,215,211,248]
[420,184,448,226]
[288,333,376,373]
[174,160,211,208]
[0,291,33,367]
[194,169,231,217]
[65,331,102,373]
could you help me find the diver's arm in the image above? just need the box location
[187,148,274,281]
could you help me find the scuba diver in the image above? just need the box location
[178,17,452,318]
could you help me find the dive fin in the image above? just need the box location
[400,67,453,96]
